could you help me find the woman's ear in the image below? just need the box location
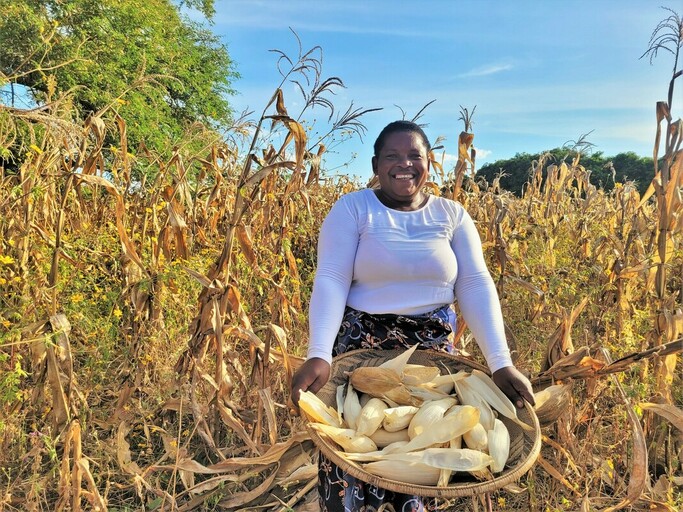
[371,156,378,174]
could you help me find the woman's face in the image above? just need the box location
[372,130,430,204]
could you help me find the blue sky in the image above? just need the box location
[211,0,676,180]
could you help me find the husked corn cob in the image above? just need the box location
[383,405,420,432]
[487,418,510,473]
[356,397,388,436]
[385,405,480,454]
[343,383,362,430]
[298,390,343,427]
[462,422,488,452]
[310,423,378,453]
[408,397,457,438]
[363,459,442,486]
[369,427,411,447]
[304,356,525,488]
[467,370,533,431]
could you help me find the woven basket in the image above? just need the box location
[306,349,541,498]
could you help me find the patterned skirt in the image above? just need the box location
[318,305,456,512]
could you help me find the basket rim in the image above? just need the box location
[306,348,542,498]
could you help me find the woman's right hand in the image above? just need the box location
[291,357,331,407]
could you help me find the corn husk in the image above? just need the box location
[378,343,419,374]
[384,405,480,454]
[453,378,496,431]
[356,397,388,436]
[487,418,510,473]
[468,370,533,431]
[462,422,488,452]
[348,367,402,396]
[310,423,377,453]
[402,365,442,385]
[363,459,442,485]
[343,383,362,430]
[408,397,457,438]
[370,427,411,447]
[383,405,420,432]
[298,390,343,427]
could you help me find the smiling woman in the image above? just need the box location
[291,120,535,511]
[371,121,431,211]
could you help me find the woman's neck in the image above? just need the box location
[374,189,428,211]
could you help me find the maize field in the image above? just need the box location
[1,32,683,512]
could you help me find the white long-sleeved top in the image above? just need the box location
[307,188,512,373]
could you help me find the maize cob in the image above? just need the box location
[402,364,441,386]
[385,405,480,454]
[363,459,442,485]
[467,370,533,431]
[383,405,420,432]
[356,397,388,436]
[310,423,378,453]
[462,422,488,452]
[370,427,411,447]
[343,383,362,430]
[382,384,423,407]
[487,418,510,473]
[348,367,402,396]
[453,378,496,431]
[408,397,457,438]
[431,374,456,394]
[298,390,343,427]
[359,448,494,473]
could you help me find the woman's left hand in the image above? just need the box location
[491,366,536,409]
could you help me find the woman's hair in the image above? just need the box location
[373,120,431,157]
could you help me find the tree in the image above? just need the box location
[0,0,237,155]
[475,149,655,196]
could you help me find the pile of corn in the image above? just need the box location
[299,345,534,486]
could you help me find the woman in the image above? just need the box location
[292,120,535,512]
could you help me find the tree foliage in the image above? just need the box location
[0,0,236,154]
[475,149,656,196]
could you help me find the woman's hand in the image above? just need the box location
[491,366,536,409]
[291,357,331,407]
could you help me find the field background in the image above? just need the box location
[1,35,683,512]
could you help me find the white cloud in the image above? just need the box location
[460,63,514,78]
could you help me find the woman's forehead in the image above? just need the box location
[379,131,428,152]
